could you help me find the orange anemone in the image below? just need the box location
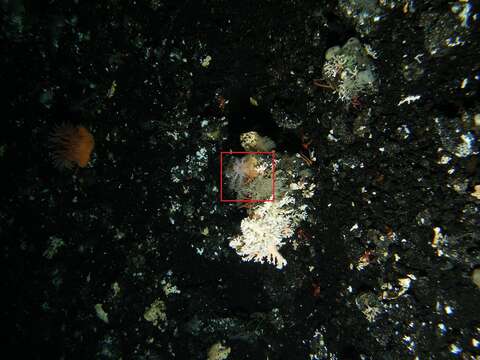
[49,124,95,169]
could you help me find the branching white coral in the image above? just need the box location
[322,39,377,103]
[229,194,307,269]
[323,54,348,78]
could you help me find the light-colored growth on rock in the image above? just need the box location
[207,342,231,360]
[240,131,276,151]
[322,38,377,102]
[95,303,109,323]
[471,185,480,200]
[144,299,167,328]
[229,194,307,269]
[472,268,480,289]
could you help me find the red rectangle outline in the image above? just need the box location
[220,151,276,203]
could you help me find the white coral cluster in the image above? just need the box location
[322,38,377,103]
[229,194,307,269]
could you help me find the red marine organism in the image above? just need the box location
[49,123,95,169]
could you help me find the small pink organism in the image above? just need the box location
[226,155,260,191]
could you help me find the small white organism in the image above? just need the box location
[229,194,307,269]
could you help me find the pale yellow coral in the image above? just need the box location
[240,131,276,151]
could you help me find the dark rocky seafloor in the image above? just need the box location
[2,0,480,359]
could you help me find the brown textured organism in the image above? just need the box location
[49,124,95,169]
